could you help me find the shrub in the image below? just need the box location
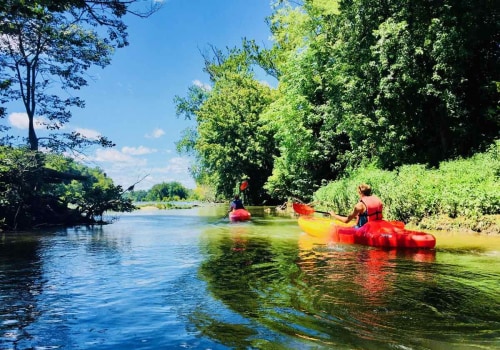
[313,140,499,223]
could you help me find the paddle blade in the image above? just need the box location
[292,202,315,216]
[240,180,248,191]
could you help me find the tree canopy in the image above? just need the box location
[0,146,135,230]
[175,0,499,202]
[0,0,159,230]
[0,0,159,152]
[176,48,278,204]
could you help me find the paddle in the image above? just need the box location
[293,202,406,229]
[224,181,249,219]
[292,202,331,216]
[240,180,248,191]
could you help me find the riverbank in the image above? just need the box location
[412,214,500,235]
[135,202,500,235]
[135,202,199,210]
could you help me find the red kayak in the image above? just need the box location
[229,209,251,222]
[298,216,436,249]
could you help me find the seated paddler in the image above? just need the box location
[329,183,383,228]
[229,194,245,211]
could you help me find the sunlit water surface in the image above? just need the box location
[1,206,499,349]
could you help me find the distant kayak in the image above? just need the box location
[229,209,251,222]
[297,216,436,249]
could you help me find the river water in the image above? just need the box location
[1,205,499,349]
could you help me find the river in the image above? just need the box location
[1,205,499,349]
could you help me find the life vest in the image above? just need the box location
[357,195,383,227]
[231,199,245,210]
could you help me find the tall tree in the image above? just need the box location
[264,0,499,199]
[176,48,277,204]
[0,0,159,152]
[262,1,350,200]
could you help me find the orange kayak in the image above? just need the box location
[297,216,436,249]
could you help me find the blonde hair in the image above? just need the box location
[358,183,372,196]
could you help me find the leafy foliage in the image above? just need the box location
[259,0,499,200]
[173,0,498,206]
[0,147,44,229]
[0,147,135,230]
[145,182,190,202]
[45,155,136,222]
[0,0,159,152]
[175,48,277,204]
[314,141,500,224]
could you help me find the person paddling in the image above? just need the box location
[329,183,383,228]
[229,194,245,212]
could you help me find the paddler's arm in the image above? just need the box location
[329,202,365,223]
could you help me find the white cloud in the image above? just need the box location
[93,148,145,164]
[9,112,47,130]
[122,146,158,156]
[145,128,165,139]
[193,79,211,91]
[152,157,191,174]
[128,157,194,190]
[142,157,196,189]
[101,156,195,190]
[74,127,101,140]
[79,148,194,190]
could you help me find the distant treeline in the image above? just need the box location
[125,182,192,202]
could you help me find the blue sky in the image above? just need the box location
[4,0,275,190]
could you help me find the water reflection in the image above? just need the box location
[0,234,44,346]
[197,221,499,349]
[197,223,311,349]
[297,234,499,348]
[0,210,498,349]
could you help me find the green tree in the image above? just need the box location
[319,0,500,168]
[262,0,499,199]
[0,147,134,230]
[176,47,277,204]
[0,0,159,152]
[174,83,211,187]
[147,182,189,201]
[45,155,136,222]
[126,189,148,202]
[0,146,44,229]
[262,2,349,200]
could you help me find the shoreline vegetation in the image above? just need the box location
[2,2,498,235]
[135,202,199,210]
[136,140,499,236]
[311,141,499,236]
[1,142,497,234]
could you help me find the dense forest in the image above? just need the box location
[175,0,498,205]
[0,0,498,231]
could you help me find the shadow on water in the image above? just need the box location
[0,234,44,346]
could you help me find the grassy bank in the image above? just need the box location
[313,141,499,234]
